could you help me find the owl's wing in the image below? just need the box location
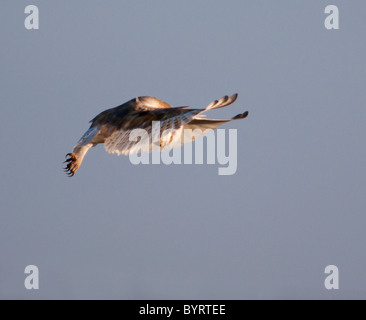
[103,108,200,155]
[103,93,244,155]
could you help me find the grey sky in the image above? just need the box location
[1,1,365,299]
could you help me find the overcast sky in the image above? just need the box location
[1,1,365,299]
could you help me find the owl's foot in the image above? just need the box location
[64,153,79,177]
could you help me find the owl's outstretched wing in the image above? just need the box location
[103,108,201,155]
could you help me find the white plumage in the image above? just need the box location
[64,94,248,176]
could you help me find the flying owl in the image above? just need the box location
[64,93,248,176]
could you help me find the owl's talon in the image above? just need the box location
[64,153,78,177]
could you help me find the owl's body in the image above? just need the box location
[64,94,248,176]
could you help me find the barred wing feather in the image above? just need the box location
[104,109,200,155]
